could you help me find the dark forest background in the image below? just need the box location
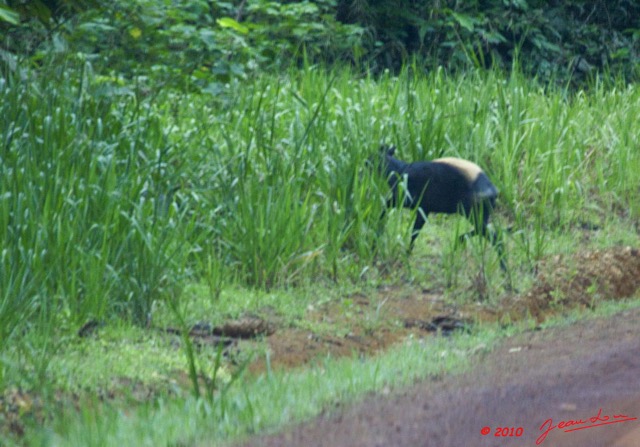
[2,0,639,88]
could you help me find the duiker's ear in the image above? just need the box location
[379,144,396,156]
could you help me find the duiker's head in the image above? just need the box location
[366,144,396,173]
[380,144,396,159]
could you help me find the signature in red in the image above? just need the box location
[536,408,637,445]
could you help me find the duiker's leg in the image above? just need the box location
[460,203,509,274]
[409,211,427,251]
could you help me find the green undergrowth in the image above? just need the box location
[50,325,232,396]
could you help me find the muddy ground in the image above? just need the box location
[245,246,640,374]
[238,305,640,447]
[232,246,640,447]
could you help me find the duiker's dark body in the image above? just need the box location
[379,145,506,270]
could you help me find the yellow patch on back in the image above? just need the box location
[433,157,483,182]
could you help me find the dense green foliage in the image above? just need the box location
[1,0,362,91]
[337,0,640,82]
[0,63,193,337]
[2,0,639,87]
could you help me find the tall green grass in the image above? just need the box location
[0,64,196,346]
[2,61,640,357]
[178,67,639,282]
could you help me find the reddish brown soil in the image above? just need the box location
[249,246,640,374]
[247,288,455,374]
[238,306,640,447]
[233,246,640,447]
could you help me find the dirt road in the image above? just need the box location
[239,306,640,447]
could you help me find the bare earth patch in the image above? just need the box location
[506,246,640,322]
[238,306,640,447]
[233,246,640,447]
[249,246,640,373]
